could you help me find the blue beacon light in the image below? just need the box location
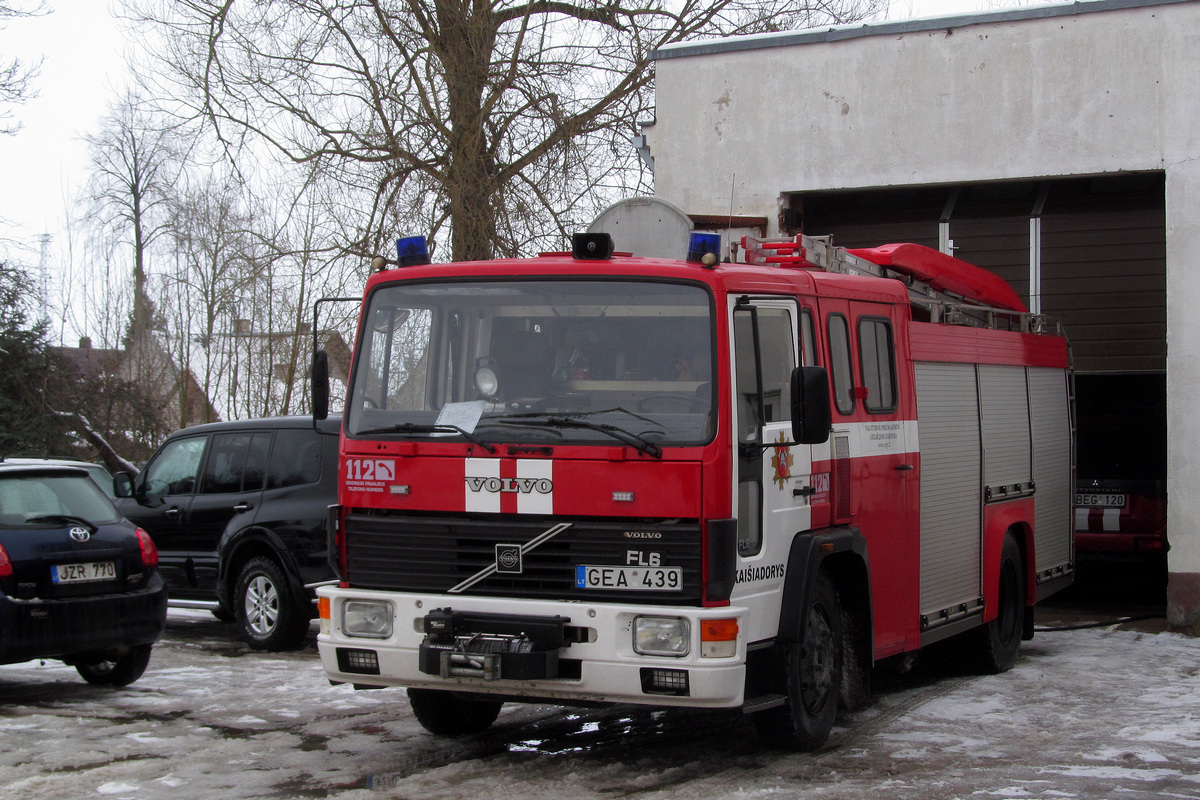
[396,236,432,267]
[686,232,721,267]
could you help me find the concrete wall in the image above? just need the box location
[649,0,1200,628]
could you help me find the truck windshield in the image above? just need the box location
[346,279,715,447]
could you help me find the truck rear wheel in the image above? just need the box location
[753,569,843,750]
[407,688,503,735]
[972,533,1025,673]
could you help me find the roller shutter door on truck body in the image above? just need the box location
[915,362,1049,622]
[1028,367,1074,577]
[978,364,1032,497]
[914,361,982,619]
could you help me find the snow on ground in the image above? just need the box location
[0,609,1197,800]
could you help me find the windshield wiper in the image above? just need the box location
[25,514,96,529]
[356,423,496,454]
[496,414,664,459]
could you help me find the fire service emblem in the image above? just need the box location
[771,431,794,490]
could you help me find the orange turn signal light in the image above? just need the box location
[318,597,331,620]
[700,618,739,642]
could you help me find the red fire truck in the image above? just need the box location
[311,231,1074,750]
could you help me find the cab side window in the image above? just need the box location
[801,309,817,367]
[828,314,855,415]
[268,429,322,489]
[143,437,206,496]
[858,317,897,413]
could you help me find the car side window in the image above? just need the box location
[243,432,272,492]
[201,433,256,494]
[267,429,322,489]
[143,437,206,496]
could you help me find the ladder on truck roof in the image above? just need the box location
[740,234,1060,336]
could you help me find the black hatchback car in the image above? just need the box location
[0,463,167,686]
[115,416,338,651]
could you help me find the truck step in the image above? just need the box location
[741,693,787,714]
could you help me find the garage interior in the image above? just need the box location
[791,173,1168,562]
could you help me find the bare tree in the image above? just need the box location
[123,0,883,262]
[0,1,46,135]
[82,90,187,351]
[159,173,258,425]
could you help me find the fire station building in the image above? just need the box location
[641,0,1200,628]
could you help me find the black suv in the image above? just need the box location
[0,462,167,685]
[115,416,338,650]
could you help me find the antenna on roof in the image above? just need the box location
[727,174,738,263]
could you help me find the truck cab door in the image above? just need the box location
[730,298,816,640]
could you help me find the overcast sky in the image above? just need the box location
[0,0,1018,259]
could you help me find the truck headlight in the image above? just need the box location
[633,616,690,657]
[342,600,393,639]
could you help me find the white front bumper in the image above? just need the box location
[316,587,748,708]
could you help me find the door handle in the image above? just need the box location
[793,486,816,497]
[895,464,914,472]
[233,503,253,512]
[164,507,180,518]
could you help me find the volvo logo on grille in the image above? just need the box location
[466,476,553,494]
[623,531,662,539]
[495,544,523,574]
[69,527,91,542]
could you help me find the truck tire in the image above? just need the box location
[407,688,503,735]
[972,533,1025,673]
[234,556,311,651]
[75,644,153,687]
[753,569,843,750]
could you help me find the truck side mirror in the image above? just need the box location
[791,366,832,445]
[312,349,330,421]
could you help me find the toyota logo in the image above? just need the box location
[69,527,91,542]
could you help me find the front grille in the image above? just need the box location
[344,511,702,605]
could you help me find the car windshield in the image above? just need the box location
[346,279,715,447]
[0,473,121,526]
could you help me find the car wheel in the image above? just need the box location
[407,688,503,735]
[75,644,153,687]
[234,556,311,651]
[753,569,843,751]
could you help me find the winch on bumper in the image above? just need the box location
[418,608,567,681]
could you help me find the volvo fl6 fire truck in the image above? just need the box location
[312,230,1074,750]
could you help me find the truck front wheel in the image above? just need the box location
[407,688,503,735]
[754,569,843,750]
